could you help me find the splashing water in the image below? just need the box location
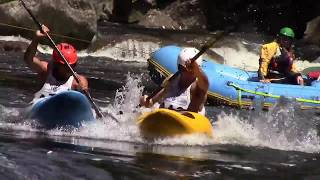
[212,42,260,71]
[0,35,30,43]
[48,73,146,142]
[82,39,160,62]
[3,74,320,151]
[112,73,144,117]
[0,105,20,120]
[252,97,320,152]
[1,74,320,152]
[212,41,320,72]
[1,34,319,69]
[214,97,320,153]
[35,39,160,63]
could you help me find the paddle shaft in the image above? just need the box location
[146,33,225,101]
[18,0,109,120]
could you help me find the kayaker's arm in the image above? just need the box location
[24,25,49,75]
[140,74,173,107]
[188,62,209,113]
[185,60,209,91]
[140,88,167,108]
[284,68,304,85]
[147,75,174,105]
[189,82,207,113]
[193,62,209,91]
[72,75,89,91]
[258,42,280,81]
[258,47,271,80]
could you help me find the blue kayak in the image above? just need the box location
[30,90,95,129]
[148,45,320,110]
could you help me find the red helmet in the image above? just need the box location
[52,43,78,65]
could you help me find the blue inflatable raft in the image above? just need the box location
[30,90,95,129]
[147,45,320,110]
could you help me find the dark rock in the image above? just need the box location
[0,0,319,53]
[93,0,112,20]
[295,42,320,62]
[0,0,97,49]
[202,0,320,39]
[304,16,320,47]
[292,16,320,61]
[162,0,206,30]
[106,0,320,41]
[0,40,28,52]
[138,0,206,30]
[138,9,180,29]
[110,0,132,23]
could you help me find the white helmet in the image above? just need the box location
[177,47,203,67]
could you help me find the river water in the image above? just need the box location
[0,26,320,179]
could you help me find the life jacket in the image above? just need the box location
[160,75,205,115]
[269,47,294,74]
[32,65,74,105]
[307,71,320,80]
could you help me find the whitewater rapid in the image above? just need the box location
[1,35,319,71]
[1,74,320,154]
[1,35,320,153]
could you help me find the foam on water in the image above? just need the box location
[45,73,145,143]
[1,35,318,69]
[0,35,54,55]
[1,74,320,153]
[33,39,160,63]
[212,41,320,72]
[1,35,320,153]
[0,35,30,43]
[82,39,160,62]
[214,99,320,153]
[212,42,260,71]
[70,75,320,153]
[0,35,159,63]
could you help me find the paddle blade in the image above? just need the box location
[191,31,225,62]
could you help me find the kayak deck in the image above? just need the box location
[137,109,213,138]
[30,90,95,129]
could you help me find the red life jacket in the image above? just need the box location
[269,47,294,73]
[308,71,320,79]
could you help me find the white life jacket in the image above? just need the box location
[32,68,74,104]
[161,75,205,115]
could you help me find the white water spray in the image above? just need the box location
[214,98,320,153]
[212,41,320,72]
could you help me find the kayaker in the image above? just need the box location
[258,27,304,85]
[140,47,209,115]
[24,25,89,103]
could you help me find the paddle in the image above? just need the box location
[145,31,226,102]
[18,0,119,122]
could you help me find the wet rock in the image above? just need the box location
[138,0,206,30]
[292,16,320,61]
[304,16,320,47]
[0,0,319,53]
[201,0,320,38]
[110,0,132,23]
[0,41,28,52]
[162,0,206,30]
[295,42,320,62]
[138,9,179,29]
[93,0,113,21]
[0,0,97,49]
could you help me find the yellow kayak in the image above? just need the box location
[137,108,213,138]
